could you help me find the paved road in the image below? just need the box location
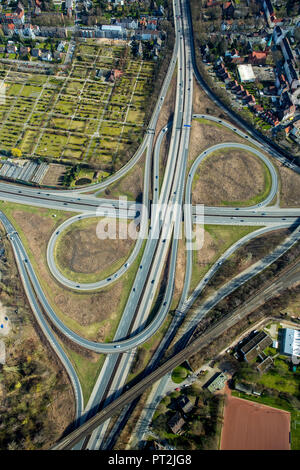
[51,240,300,450]
[0,0,300,451]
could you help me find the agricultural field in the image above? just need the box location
[0,40,155,172]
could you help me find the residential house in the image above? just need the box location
[19,45,30,56]
[54,51,63,61]
[65,0,73,18]
[168,412,185,435]
[176,396,193,415]
[279,36,295,63]
[280,91,296,120]
[283,60,299,91]
[22,24,36,39]
[253,104,264,114]
[38,27,67,38]
[248,50,268,65]
[31,47,41,58]
[57,41,66,53]
[222,1,235,19]
[41,51,52,61]
[6,41,17,54]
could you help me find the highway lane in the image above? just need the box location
[92,0,195,449]
[1,0,298,452]
[51,240,300,450]
[52,0,300,448]
[85,0,194,449]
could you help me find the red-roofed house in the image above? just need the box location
[248,51,268,65]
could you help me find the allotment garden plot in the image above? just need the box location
[0,42,155,170]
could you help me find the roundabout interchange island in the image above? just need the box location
[0,0,300,452]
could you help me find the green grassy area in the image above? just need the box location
[54,217,136,284]
[171,364,191,384]
[257,356,300,396]
[61,343,105,407]
[189,225,259,295]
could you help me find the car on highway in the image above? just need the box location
[107,278,111,281]
[56,231,59,235]
[114,345,121,349]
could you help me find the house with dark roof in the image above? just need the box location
[279,91,296,120]
[168,412,185,434]
[176,396,193,415]
[280,36,295,63]
[283,60,299,91]
[239,331,273,363]
[222,1,235,19]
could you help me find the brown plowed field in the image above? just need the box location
[221,386,290,450]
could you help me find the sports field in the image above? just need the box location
[221,385,290,450]
[0,40,154,170]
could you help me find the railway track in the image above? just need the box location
[52,252,300,450]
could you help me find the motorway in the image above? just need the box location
[51,246,300,450]
[0,0,300,452]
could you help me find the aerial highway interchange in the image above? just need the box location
[0,0,299,451]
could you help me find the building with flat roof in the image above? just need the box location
[237,64,255,83]
[240,330,273,363]
[205,372,228,393]
[282,328,300,357]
